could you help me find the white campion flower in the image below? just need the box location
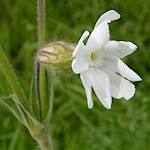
[72,10,142,109]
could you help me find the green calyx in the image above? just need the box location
[37,42,75,76]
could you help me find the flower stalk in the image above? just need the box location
[36,0,54,149]
[46,73,54,122]
[37,0,49,121]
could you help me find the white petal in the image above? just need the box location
[72,57,89,74]
[80,71,93,109]
[86,21,110,51]
[73,31,90,57]
[101,68,122,99]
[105,70,135,100]
[104,41,137,58]
[110,83,123,99]
[94,10,121,28]
[103,56,142,81]
[90,69,112,109]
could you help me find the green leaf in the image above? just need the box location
[0,45,27,106]
[0,94,43,130]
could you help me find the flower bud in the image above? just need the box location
[37,42,75,76]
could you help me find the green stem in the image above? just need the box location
[37,0,48,120]
[0,46,27,104]
[36,62,42,121]
[37,0,45,48]
[46,73,54,122]
[39,140,53,150]
[36,1,54,149]
[36,134,53,150]
[31,125,54,150]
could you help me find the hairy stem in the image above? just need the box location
[37,0,48,121]
[36,62,42,121]
[36,0,54,149]
[37,0,45,47]
[46,73,54,122]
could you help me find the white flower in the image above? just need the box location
[72,10,142,109]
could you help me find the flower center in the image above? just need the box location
[89,50,105,68]
[91,52,96,61]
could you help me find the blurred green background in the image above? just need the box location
[0,0,150,149]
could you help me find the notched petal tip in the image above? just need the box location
[135,75,142,82]
[139,77,142,81]
[124,82,135,100]
[104,100,112,109]
[84,30,90,37]
[88,103,94,109]
[120,41,137,51]
[129,42,137,50]
[106,105,111,109]
[94,9,121,28]
[107,9,121,20]
[124,94,135,101]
